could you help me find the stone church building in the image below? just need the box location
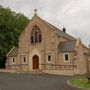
[6,11,90,75]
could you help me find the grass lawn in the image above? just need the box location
[69,78,90,90]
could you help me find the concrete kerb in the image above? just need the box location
[0,69,50,75]
[67,79,90,90]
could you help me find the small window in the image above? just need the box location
[65,54,68,60]
[12,58,15,63]
[48,55,51,61]
[23,57,26,62]
[64,53,70,61]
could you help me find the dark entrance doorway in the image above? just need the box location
[33,55,39,69]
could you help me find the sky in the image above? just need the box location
[0,0,90,46]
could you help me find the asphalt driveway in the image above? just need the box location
[0,72,77,90]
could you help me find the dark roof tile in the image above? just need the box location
[8,48,18,57]
[58,40,76,53]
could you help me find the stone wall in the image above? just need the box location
[43,70,73,75]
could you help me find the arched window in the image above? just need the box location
[31,25,42,44]
[39,34,42,42]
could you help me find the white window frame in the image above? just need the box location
[46,53,52,63]
[22,56,27,64]
[23,57,26,62]
[48,54,51,62]
[63,53,70,62]
[23,57,26,63]
[12,57,16,64]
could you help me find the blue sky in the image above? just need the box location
[0,0,90,46]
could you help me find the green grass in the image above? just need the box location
[69,78,90,90]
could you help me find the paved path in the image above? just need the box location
[0,72,77,90]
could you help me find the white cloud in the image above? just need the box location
[0,0,90,45]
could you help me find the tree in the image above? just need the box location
[0,6,30,68]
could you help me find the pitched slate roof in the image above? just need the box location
[58,40,76,53]
[43,20,76,40]
[7,47,18,57]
